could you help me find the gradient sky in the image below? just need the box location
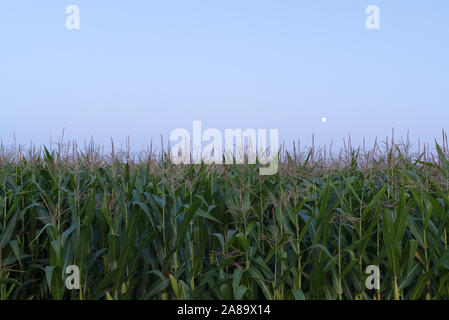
[1,1,449,151]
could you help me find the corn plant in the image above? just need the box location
[1,139,449,300]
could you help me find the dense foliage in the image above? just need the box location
[1,143,449,300]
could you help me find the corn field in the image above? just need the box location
[1,138,449,300]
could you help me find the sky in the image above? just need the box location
[1,1,449,152]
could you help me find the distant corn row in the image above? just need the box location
[1,139,449,300]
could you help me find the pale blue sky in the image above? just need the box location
[1,1,448,151]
